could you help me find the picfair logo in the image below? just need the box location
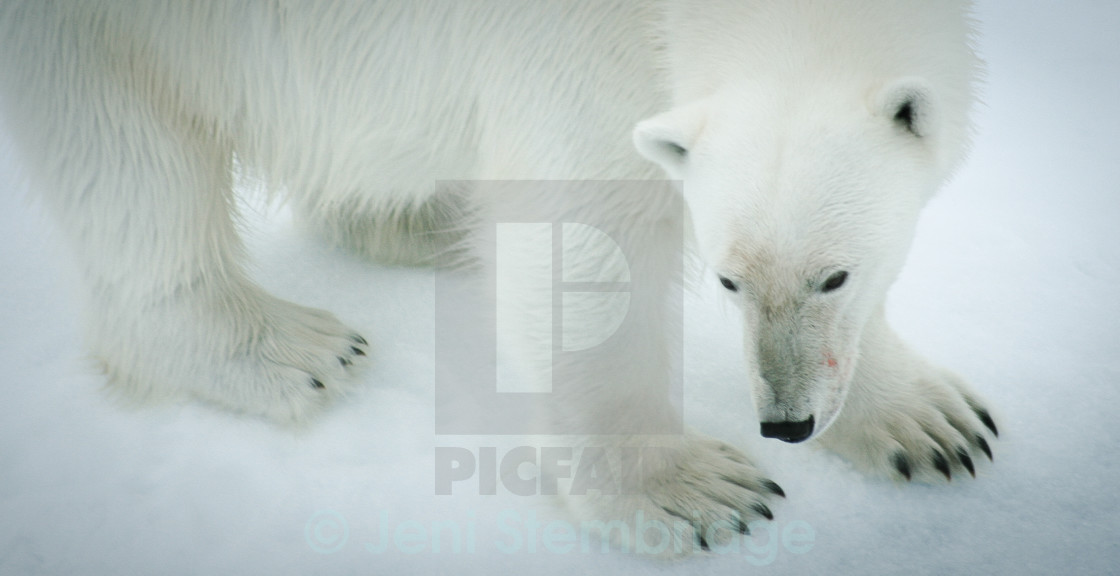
[494,222,632,393]
[433,180,683,435]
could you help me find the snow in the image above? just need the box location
[1,0,1118,574]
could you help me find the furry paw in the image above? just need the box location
[565,434,784,556]
[94,285,369,423]
[818,366,998,482]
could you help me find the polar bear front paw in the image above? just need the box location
[95,287,371,424]
[196,295,372,422]
[818,368,998,483]
[569,434,785,555]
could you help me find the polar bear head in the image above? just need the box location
[634,78,955,442]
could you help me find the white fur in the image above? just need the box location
[0,0,996,555]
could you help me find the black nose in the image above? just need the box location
[760,416,815,443]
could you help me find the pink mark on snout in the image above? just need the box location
[825,353,839,369]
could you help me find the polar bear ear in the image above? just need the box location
[877,77,936,138]
[633,103,708,173]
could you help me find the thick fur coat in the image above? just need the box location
[0,0,997,554]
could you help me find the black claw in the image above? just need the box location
[338,356,352,367]
[699,536,710,552]
[351,346,366,357]
[311,378,325,389]
[761,479,786,498]
[956,448,976,478]
[737,519,750,534]
[976,435,993,462]
[975,409,999,437]
[351,334,368,346]
[893,453,912,481]
[933,451,952,481]
[751,503,774,521]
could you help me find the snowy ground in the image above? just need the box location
[1,1,1118,574]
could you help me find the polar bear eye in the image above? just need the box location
[822,271,848,293]
[718,275,738,292]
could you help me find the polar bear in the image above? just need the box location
[0,0,997,553]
